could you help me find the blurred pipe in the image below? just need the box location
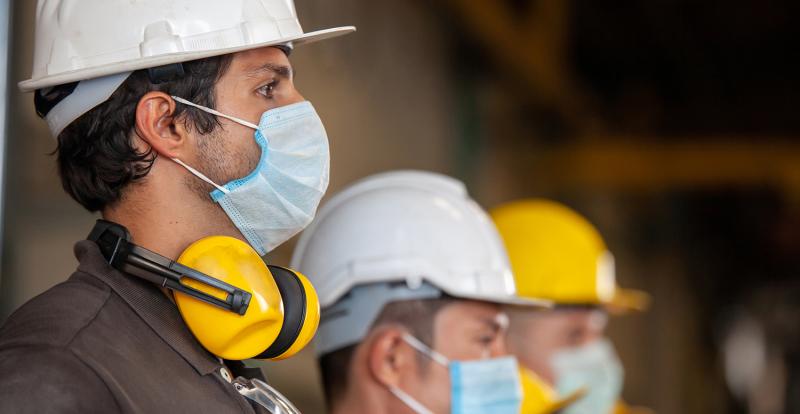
[435,0,603,133]
[0,0,10,284]
[513,138,800,195]
[454,73,482,189]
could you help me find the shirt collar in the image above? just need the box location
[74,239,220,376]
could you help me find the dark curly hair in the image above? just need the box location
[51,55,233,212]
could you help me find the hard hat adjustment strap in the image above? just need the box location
[88,219,252,315]
[147,63,185,84]
[34,82,79,118]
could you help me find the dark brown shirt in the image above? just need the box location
[0,240,269,413]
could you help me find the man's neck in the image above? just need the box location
[332,384,392,414]
[102,179,241,260]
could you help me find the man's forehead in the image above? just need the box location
[525,307,607,331]
[439,300,507,329]
[229,46,293,75]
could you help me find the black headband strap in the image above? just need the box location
[88,219,251,315]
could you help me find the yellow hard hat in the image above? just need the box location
[490,200,650,312]
[176,236,320,360]
[520,367,585,414]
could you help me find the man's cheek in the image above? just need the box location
[229,133,261,178]
[438,369,454,413]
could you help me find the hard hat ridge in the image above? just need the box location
[21,0,355,137]
[21,0,355,92]
[291,170,552,309]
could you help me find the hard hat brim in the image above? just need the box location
[607,287,651,314]
[448,289,553,309]
[19,26,356,92]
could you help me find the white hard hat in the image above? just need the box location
[291,170,551,308]
[20,0,354,91]
[21,0,354,137]
[292,170,550,355]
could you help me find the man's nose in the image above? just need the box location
[284,86,305,106]
[490,335,511,358]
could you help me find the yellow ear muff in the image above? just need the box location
[174,236,284,360]
[173,236,319,361]
[256,266,320,361]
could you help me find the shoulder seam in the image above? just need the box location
[62,283,122,412]
[65,282,112,347]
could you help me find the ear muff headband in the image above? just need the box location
[88,219,319,360]
[88,219,252,314]
[257,266,307,359]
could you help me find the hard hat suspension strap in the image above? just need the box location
[147,63,186,84]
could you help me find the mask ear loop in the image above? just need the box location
[387,333,447,414]
[171,96,259,130]
[168,95,260,195]
[171,158,229,195]
[401,333,450,367]
[387,386,435,414]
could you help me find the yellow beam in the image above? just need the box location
[438,0,601,132]
[508,138,800,196]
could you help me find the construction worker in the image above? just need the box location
[491,199,653,414]
[0,1,353,412]
[291,170,572,414]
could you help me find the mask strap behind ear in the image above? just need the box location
[171,95,258,130]
[171,158,230,194]
[401,333,450,366]
[387,386,434,414]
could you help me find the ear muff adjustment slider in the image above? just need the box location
[89,220,252,315]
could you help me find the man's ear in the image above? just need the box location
[366,326,417,388]
[134,91,190,158]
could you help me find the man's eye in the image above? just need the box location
[567,329,585,345]
[258,81,278,97]
[477,335,495,345]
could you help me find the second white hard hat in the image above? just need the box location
[291,170,551,308]
[291,170,550,355]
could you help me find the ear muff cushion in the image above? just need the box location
[257,265,306,359]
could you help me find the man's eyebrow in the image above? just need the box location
[478,317,505,333]
[245,62,293,79]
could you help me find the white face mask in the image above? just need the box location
[388,333,523,414]
[171,96,330,255]
[551,338,624,414]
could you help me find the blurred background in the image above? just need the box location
[2,1,799,413]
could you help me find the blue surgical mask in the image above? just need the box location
[551,338,623,414]
[388,333,523,414]
[170,97,329,255]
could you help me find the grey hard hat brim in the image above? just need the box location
[316,282,443,356]
[19,26,355,92]
[315,281,550,356]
